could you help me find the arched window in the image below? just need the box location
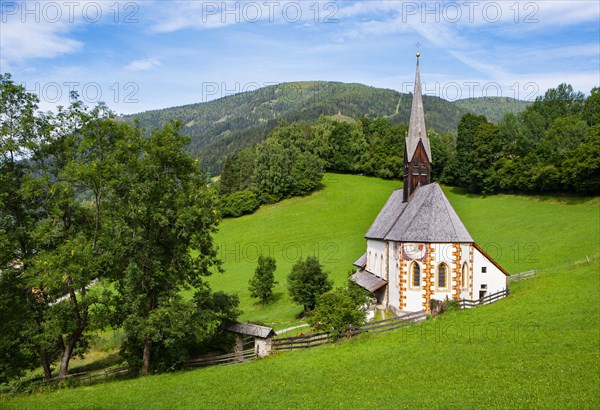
[368,251,371,270]
[437,263,448,289]
[461,262,469,290]
[411,262,421,288]
[380,255,384,275]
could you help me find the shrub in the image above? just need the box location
[308,287,366,341]
[429,297,460,316]
[220,189,260,218]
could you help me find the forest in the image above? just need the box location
[218,83,599,218]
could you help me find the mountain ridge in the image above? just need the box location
[125,81,529,175]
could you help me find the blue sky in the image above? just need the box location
[1,0,599,114]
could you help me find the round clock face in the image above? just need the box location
[402,243,427,261]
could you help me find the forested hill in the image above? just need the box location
[454,97,531,123]
[126,82,527,175]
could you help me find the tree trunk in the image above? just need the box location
[58,344,73,378]
[57,273,87,378]
[40,348,52,380]
[141,338,152,375]
[58,333,81,378]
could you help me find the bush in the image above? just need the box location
[308,287,366,341]
[219,189,260,218]
[429,297,460,316]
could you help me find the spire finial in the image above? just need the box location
[416,52,420,58]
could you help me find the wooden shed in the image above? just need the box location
[222,322,276,358]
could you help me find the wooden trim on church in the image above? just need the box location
[473,243,510,276]
[403,140,431,202]
[469,244,474,299]
[422,244,435,313]
[399,256,407,310]
[452,244,462,299]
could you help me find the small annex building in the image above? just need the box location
[351,54,508,314]
[222,322,276,358]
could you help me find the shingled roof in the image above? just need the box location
[365,183,473,243]
[350,270,388,292]
[222,322,275,339]
[353,252,367,268]
[365,190,407,239]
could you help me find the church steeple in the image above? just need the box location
[403,53,432,202]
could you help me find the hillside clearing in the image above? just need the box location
[207,174,599,328]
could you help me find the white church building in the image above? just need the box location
[351,54,508,315]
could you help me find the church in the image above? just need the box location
[351,54,508,315]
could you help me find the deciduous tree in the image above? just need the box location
[287,256,332,314]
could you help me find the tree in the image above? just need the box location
[561,127,600,194]
[583,87,600,126]
[528,83,585,126]
[26,100,124,379]
[0,73,46,381]
[248,255,277,304]
[253,123,323,202]
[308,287,366,341]
[287,256,333,313]
[109,121,233,375]
[219,148,256,196]
[1,77,119,380]
[455,113,488,190]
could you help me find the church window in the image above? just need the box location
[411,262,421,288]
[461,262,469,290]
[380,255,384,275]
[437,263,448,290]
[482,266,487,273]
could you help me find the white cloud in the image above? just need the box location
[0,19,82,68]
[124,58,161,72]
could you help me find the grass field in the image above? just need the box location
[206,173,401,329]
[206,174,599,329]
[4,260,598,408]
[2,174,599,408]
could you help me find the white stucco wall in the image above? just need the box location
[366,239,387,278]
[472,246,507,299]
[367,240,506,312]
[387,242,399,309]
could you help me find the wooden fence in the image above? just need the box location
[507,269,537,283]
[185,336,256,369]
[184,349,256,369]
[458,288,509,309]
[44,366,131,385]
[272,310,427,351]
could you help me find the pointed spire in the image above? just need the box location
[406,53,432,162]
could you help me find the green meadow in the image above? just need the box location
[207,174,599,329]
[2,174,599,408]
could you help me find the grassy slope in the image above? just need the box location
[207,174,400,329]
[5,261,598,408]
[206,175,599,329]
[3,174,599,408]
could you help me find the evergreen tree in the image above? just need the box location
[248,255,277,304]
